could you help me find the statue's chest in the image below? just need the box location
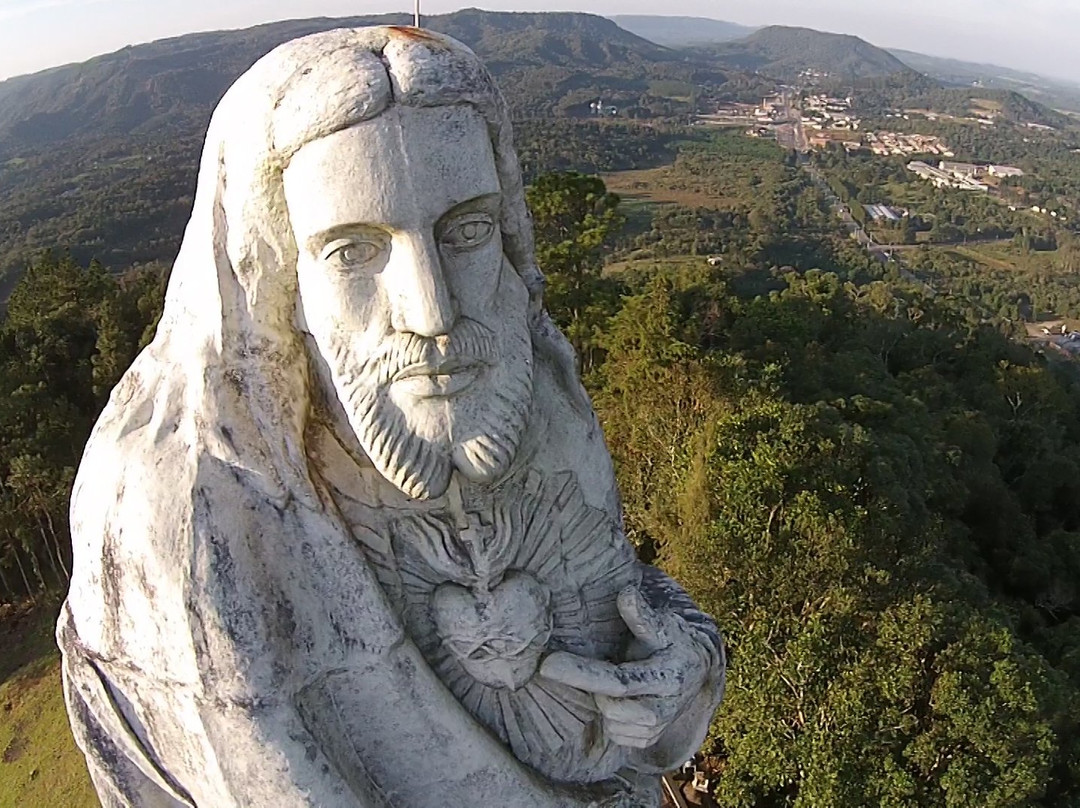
[340,469,640,782]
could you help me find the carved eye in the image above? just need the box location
[322,238,384,270]
[441,215,495,251]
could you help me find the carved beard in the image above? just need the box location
[327,316,534,501]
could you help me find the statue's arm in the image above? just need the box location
[59,607,393,808]
[540,565,727,773]
[61,646,398,808]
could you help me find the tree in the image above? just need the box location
[526,172,624,369]
[0,251,166,603]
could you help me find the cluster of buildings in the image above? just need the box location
[703,96,789,131]
[698,102,762,127]
[1036,324,1080,357]
[908,159,1027,192]
[866,132,953,157]
[912,109,996,126]
[798,68,831,83]
[754,95,787,122]
[1025,205,1068,222]
[865,204,903,222]
[806,133,861,151]
[801,94,860,130]
[804,131,955,157]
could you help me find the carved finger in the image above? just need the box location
[540,652,629,696]
[540,651,685,698]
[604,721,663,749]
[617,586,668,653]
[595,694,659,727]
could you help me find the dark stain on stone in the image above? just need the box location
[387,26,446,46]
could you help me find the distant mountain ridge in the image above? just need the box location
[0,9,674,151]
[889,48,1080,114]
[703,25,915,81]
[610,15,758,47]
[4,12,1070,153]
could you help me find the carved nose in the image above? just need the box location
[387,231,457,337]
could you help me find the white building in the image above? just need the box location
[940,161,981,178]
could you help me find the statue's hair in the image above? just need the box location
[265,26,547,322]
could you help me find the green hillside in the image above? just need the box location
[704,25,915,81]
[890,48,1080,114]
[0,603,96,808]
[853,74,1073,128]
[0,9,681,151]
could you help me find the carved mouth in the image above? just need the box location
[392,359,487,398]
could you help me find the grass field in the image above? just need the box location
[647,80,694,102]
[970,97,1004,114]
[941,240,1066,273]
[602,166,733,209]
[603,131,786,214]
[604,253,710,275]
[945,245,1017,270]
[0,601,96,808]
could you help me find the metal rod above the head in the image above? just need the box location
[414,0,420,28]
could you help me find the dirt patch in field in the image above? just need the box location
[0,601,60,684]
[946,247,1016,271]
[2,719,28,763]
[603,167,729,209]
[970,97,1004,113]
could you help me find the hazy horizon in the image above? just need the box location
[0,1,1078,85]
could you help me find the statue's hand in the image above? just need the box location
[539,586,713,750]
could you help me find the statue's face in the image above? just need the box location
[284,105,534,500]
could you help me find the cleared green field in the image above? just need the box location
[0,604,96,808]
[943,240,1068,273]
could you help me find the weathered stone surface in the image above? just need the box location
[58,26,725,807]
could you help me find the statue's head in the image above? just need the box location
[161,27,574,501]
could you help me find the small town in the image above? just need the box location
[715,94,965,158]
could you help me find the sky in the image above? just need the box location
[0,0,1078,84]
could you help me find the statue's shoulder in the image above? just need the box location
[66,347,210,667]
[525,358,621,518]
[73,350,198,523]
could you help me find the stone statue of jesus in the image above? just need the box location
[58,26,725,808]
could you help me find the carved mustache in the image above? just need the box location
[355,318,499,388]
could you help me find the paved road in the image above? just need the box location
[799,158,937,291]
[774,89,808,152]
[868,237,1013,252]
